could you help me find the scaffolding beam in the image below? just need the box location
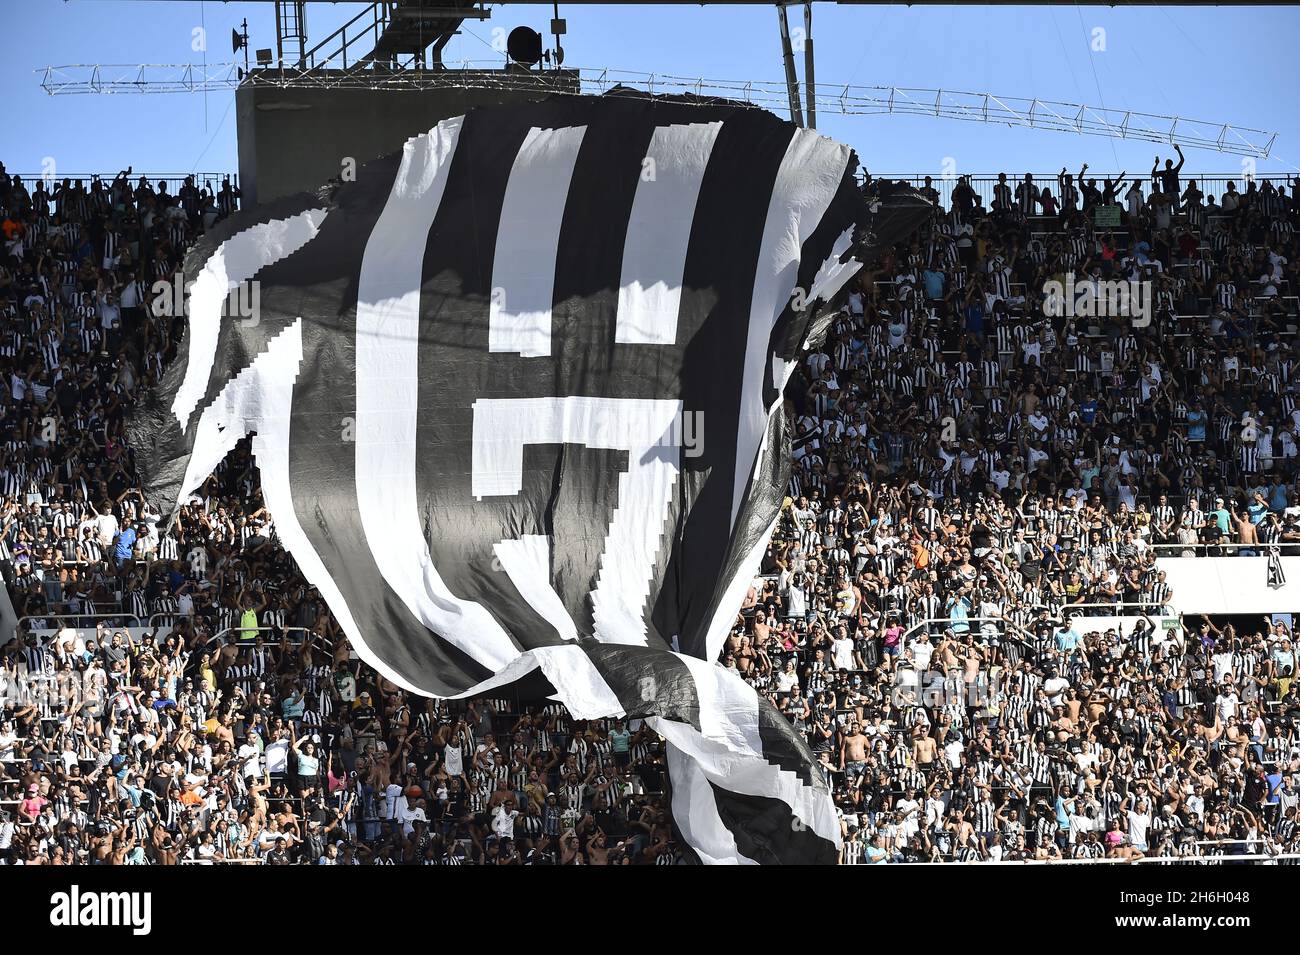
[36,63,1280,159]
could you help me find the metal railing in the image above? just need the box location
[17,612,142,632]
[1047,601,1173,615]
[199,625,322,655]
[35,64,1278,158]
[899,615,1037,652]
[7,171,237,195]
[181,857,264,865]
[867,173,1292,214]
[1151,542,1300,557]
[301,1,390,71]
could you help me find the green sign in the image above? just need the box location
[1094,204,1121,227]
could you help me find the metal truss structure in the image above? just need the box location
[38,61,1277,159]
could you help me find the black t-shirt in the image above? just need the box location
[634,757,663,792]
[147,774,170,803]
[592,807,628,839]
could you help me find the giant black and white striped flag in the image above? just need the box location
[129,94,930,864]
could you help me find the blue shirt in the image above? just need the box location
[114,527,137,559]
[1055,628,1083,653]
[1267,773,1283,804]
[922,269,945,300]
[948,597,971,633]
[1055,796,1072,829]
[1187,410,1207,442]
[1080,400,1098,424]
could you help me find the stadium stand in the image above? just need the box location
[1,159,1299,863]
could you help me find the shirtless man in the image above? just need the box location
[1231,503,1259,551]
[946,808,975,850]
[913,731,938,770]
[840,723,868,774]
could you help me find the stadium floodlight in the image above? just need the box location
[36,62,1279,159]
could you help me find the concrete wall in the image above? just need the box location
[236,70,580,207]
[1157,556,1300,614]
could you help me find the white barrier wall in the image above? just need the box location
[1061,614,1180,639]
[1156,556,1300,614]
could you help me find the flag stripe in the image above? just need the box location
[488,125,588,358]
[284,149,500,696]
[614,121,723,346]
[730,128,854,525]
[666,744,759,864]
[171,208,328,428]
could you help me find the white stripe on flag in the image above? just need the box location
[614,121,723,346]
[354,118,522,674]
[730,129,852,524]
[492,535,578,642]
[0,576,17,647]
[666,743,759,865]
[703,224,861,662]
[241,321,416,692]
[171,208,328,428]
[488,125,587,358]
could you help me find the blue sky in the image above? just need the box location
[3,1,1297,185]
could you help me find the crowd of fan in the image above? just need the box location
[0,156,1298,864]
[736,156,1300,861]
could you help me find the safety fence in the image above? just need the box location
[867,173,1292,212]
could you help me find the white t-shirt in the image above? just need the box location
[911,639,934,670]
[401,803,428,836]
[263,738,289,775]
[1216,692,1239,722]
[444,742,464,777]
[1127,810,1151,846]
[944,739,963,768]
[1043,676,1070,706]
[831,637,856,671]
[238,743,261,778]
[491,806,519,840]
[1211,652,1234,683]
[95,513,119,547]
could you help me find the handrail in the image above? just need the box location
[17,612,142,631]
[1054,601,1172,614]
[898,615,1037,653]
[199,626,321,655]
[8,171,235,187]
[1152,542,1299,555]
[302,1,389,70]
[180,857,264,865]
